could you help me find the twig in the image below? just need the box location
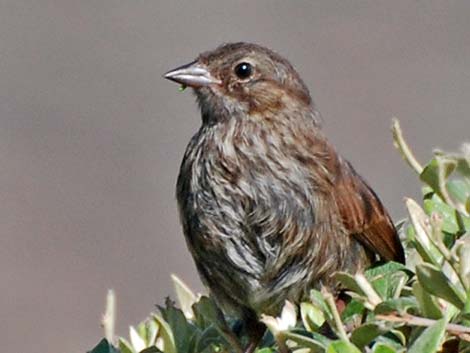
[376,313,470,339]
[355,273,382,308]
[391,118,423,174]
[102,289,116,344]
[429,212,469,292]
[323,289,349,342]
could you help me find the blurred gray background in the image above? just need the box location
[0,1,468,352]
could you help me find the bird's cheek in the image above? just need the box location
[225,96,250,115]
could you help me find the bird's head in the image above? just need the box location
[164,42,315,124]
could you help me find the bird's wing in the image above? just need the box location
[332,159,405,263]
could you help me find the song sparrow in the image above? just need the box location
[164,42,404,352]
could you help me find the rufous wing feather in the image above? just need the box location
[333,160,405,263]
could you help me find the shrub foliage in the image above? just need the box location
[90,120,470,353]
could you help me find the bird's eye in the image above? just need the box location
[234,62,253,79]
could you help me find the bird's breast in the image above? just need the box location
[176,120,350,314]
[177,121,322,253]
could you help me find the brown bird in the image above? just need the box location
[164,42,404,352]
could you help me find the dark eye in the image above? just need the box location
[234,62,253,79]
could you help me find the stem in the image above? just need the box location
[391,118,423,174]
[102,289,116,344]
[323,290,349,342]
[355,273,382,308]
[457,241,470,290]
[393,275,407,299]
[276,333,290,353]
[430,212,469,292]
[377,313,470,339]
[438,244,468,293]
[283,332,325,352]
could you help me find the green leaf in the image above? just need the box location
[192,325,225,353]
[119,338,135,353]
[341,300,365,322]
[327,340,362,353]
[416,263,465,309]
[407,318,447,353]
[300,302,325,331]
[448,179,470,205]
[88,339,119,353]
[423,197,460,234]
[192,297,242,351]
[130,325,146,352]
[283,332,326,352]
[192,296,225,329]
[421,155,470,219]
[310,289,333,320]
[140,347,162,353]
[422,185,435,198]
[334,273,365,296]
[373,333,406,351]
[406,198,443,264]
[365,262,409,279]
[152,314,176,353]
[171,274,198,320]
[372,343,398,353]
[134,319,159,347]
[350,323,385,349]
[412,282,442,319]
[457,210,470,231]
[390,329,407,346]
[159,300,197,353]
[374,297,417,315]
[366,267,409,300]
[291,329,333,348]
[455,146,470,174]
[384,272,409,299]
[256,348,275,353]
[420,157,456,195]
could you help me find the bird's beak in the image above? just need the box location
[163,61,221,88]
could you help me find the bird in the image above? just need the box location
[164,42,404,353]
